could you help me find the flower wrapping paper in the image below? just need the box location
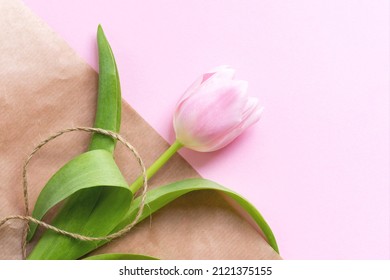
[0,0,280,260]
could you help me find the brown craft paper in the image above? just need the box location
[0,0,281,260]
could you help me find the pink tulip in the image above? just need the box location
[173,65,263,152]
[129,66,263,193]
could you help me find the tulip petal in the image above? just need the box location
[200,101,263,152]
[243,106,263,129]
[206,65,235,81]
[175,80,248,148]
[176,65,236,113]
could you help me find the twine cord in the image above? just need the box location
[0,127,148,259]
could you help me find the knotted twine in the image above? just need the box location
[0,127,148,259]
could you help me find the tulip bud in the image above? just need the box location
[173,65,263,152]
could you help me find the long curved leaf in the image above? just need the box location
[27,26,128,260]
[112,178,279,254]
[83,253,158,260]
[89,25,121,153]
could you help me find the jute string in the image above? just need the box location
[0,127,148,259]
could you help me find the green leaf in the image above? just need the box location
[112,178,279,254]
[89,24,121,153]
[83,253,158,260]
[27,150,129,241]
[27,25,128,260]
[27,150,132,259]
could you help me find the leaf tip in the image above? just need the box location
[97,24,104,37]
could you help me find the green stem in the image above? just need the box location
[129,140,183,193]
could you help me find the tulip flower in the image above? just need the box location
[129,66,262,193]
[174,65,263,152]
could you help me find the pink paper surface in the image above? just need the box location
[21,0,389,259]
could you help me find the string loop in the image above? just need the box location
[0,127,148,259]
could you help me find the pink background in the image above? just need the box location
[22,0,389,259]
